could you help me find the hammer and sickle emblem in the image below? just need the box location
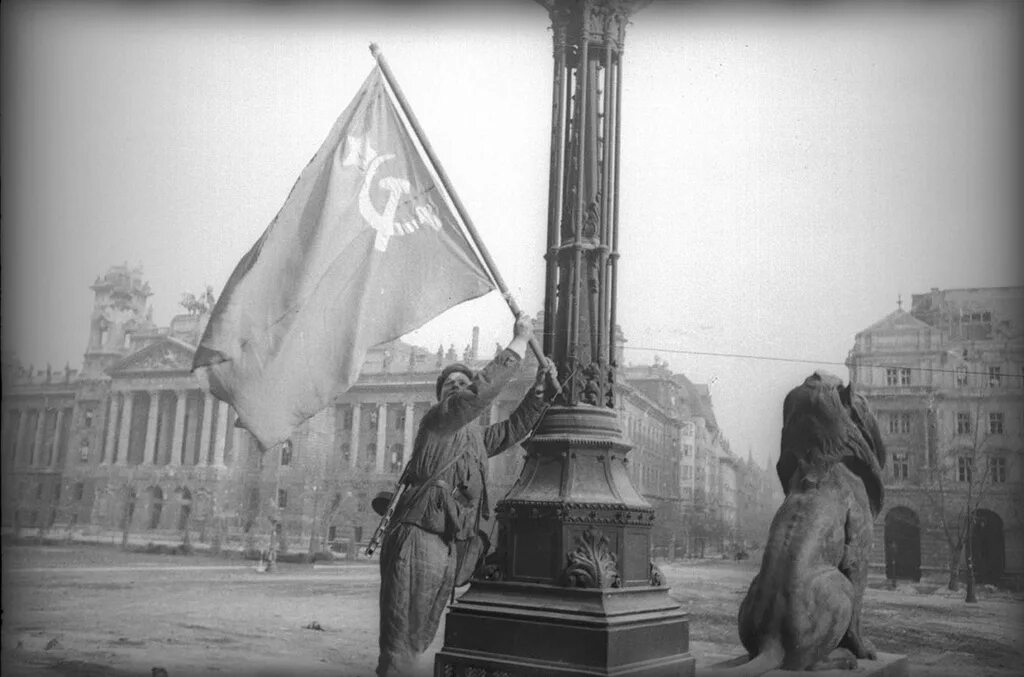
[343,136,411,252]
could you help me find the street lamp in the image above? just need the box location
[435,2,694,675]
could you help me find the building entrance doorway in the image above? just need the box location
[971,509,1004,585]
[885,506,921,582]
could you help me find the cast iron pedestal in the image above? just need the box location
[435,407,694,676]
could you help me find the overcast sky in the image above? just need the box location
[2,0,1020,466]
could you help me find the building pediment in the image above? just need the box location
[107,337,196,376]
[858,309,935,337]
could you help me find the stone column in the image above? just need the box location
[212,401,227,467]
[490,401,500,426]
[116,392,133,466]
[30,407,45,467]
[375,403,387,474]
[170,390,186,467]
[197,394,214,467]
[232,425,246,468]
[103,397,121,465]
[50,408,65,468]
[349,405,361,470]
[14,409,27,466]
[144,390,160,465]
[403,402,415,466]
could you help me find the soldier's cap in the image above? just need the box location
[435,363,474,400]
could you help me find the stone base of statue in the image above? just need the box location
[711,651,909,677]
[434,580,694,676]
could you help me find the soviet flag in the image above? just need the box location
[193,67,495,450]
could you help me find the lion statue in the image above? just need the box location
[717,372,886,676]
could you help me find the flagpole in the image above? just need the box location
[369,43,560,397]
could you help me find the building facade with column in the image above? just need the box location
[847,286,1024,586]
[3,265,740,557]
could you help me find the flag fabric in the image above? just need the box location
[193,67,495,450]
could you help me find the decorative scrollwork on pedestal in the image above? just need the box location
[562,527,620,588]
[579,360,615,407]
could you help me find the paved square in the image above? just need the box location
[2,544,1021,676]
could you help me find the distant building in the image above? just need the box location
[3,266,756,559]
[847,286,1024,585]
[620,361,779,557]
[735,449,784,552]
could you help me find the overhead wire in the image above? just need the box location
[621,345,1018,379]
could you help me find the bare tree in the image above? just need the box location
[919,389,999,602]
[120,484,137,549]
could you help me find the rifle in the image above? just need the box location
[365,477,409,557]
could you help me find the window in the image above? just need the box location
[280,441,292,466]
[683,444,693,457]
[339,442,350,462]
[681,465,692,480]
[277,489,288,509]
[899,368,912,386]
[885,368,899,386]
[988,457,1006,483]
[390,444,403,473]
[988,366,1002,387]
[955,366,968,387]
[79,440,90,462]
[394,410,405,431]
[957,457,973,483]
[888,413,911,435]
[956,412,972,435]
[892,453,909,481]
[989,412,1004,435]
[339,406,353,430]
[83,409,94,428]
[74,482,85,501]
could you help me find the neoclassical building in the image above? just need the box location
[847,286,1024,585]
[2,265,760,557]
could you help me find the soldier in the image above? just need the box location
[376,314,553,676]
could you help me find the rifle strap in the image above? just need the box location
[384,444,473,539]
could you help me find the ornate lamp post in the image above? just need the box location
[435,1,694,675]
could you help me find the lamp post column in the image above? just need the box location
[436,3,693,675]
